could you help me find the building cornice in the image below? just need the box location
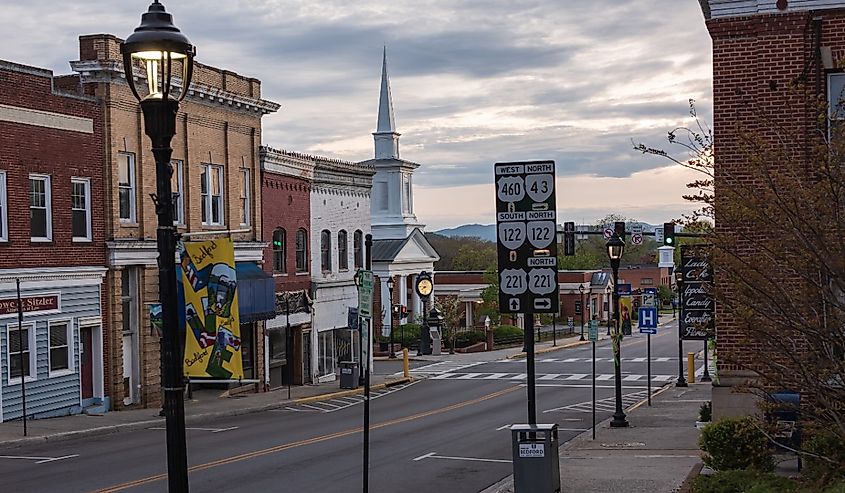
[0,266,107,284]
[260,146,316,180]
[69,60,281,115]
[702,0,845,20]
[107,240,267,266]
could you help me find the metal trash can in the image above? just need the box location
[511,424,561,493]
[339,361,359,389]
[767,391,801,469]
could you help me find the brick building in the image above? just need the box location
[260,148,313,387]
[0,60,107,421]
[698,0,845,416]
[69,34,279,409]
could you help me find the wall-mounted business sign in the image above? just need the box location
[680,244,715,340]
[495,160,559,314]
[0,293,60,317]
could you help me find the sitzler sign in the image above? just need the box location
[495,160,559,314]
[0,293,61,317]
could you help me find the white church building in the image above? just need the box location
[359,49,440,338]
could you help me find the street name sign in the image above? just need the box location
[495,160,559,314]
[358,270,374,319]
[680,245,715,340]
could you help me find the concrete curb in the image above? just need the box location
[0,377,414,450]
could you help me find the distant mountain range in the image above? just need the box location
[435,222,666,243]
[434,224,496,242]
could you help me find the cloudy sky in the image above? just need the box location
[2,0,713,230]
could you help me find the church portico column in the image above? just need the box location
[411,274,422,321]
[380,277,391,336]
[399,274,408,323]
[465,301,473,329]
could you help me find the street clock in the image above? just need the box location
[415,271,433,298]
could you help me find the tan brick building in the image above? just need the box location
[70,34,279,409]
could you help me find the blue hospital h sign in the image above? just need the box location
[638,307,658,332]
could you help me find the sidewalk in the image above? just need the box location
[484,381,710,493]
[0,373,410,450]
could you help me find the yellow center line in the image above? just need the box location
[92,386,519,493]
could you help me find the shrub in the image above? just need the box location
[453,330,486,348]
[692,470,795,493]
[699,417,775,472]
[493,325,523,342]
[804,433,845,487]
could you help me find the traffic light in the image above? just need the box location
[614,221,626,242]
[663,222,675,246]
[563,221,575,256]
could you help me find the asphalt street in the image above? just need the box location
[0,319,701,493]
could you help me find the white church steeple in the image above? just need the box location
[374,47,401,160]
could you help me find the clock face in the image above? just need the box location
[417,279,433,297]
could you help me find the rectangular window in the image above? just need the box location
[374,181,388,211]
[402,175,411,213]
[49,320,73,374]
[0,170,7,241]
[72,178,92,241]
[201,164,224,226]
[641,278,654,286]
[118,152,136,222]
[171,160,184,225]
[338,230,348,270]
[30,174,52,241]
[240,168,250,226]
[8,323,36,382]
[296,229,308,273]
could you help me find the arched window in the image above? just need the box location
[353,230,363,269]
[272,228,286,273]
[338,230,348,270]
[320,229,332,272]
[295,228,308,273]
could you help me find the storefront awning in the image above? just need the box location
[236,262,276,323]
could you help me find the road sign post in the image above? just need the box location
[495,160,559,430]
[638,307,658,406]
[588,320,598,440]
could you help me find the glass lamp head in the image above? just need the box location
[121,1,195,102]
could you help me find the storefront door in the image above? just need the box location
[80,326,94,399]
[302,331,312,384]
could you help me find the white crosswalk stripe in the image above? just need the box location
[428,372,678,382]
[397,361,486,378]
[497,356,678,363]
[544,389,653,414]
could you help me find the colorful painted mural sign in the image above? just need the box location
[179,239,243,380]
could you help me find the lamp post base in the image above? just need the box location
[610,413,629,428]
[676,378,688,387]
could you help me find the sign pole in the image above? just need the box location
[15,278,27,437]
[647,333,652,406]
[591,337,596,440]
[526,312,536,425]
[362,234,373,493]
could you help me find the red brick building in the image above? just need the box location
[699,0,845,417]
[0,60,107,421]
[260,147,313,387]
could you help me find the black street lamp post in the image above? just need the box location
[675,271,688,387]
[579,284,585,341]
[386,277,396,359]
[606,233,629,428]
[122,3,195,491]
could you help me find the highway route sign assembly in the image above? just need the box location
[495,160,559,314]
